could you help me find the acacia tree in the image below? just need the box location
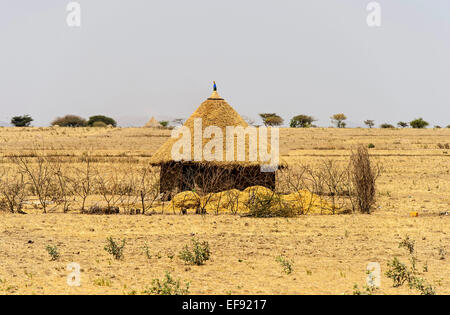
[364,120,375,128]
[331,114,347,128]
[380,123,395,129]
[397,121,409,128]
[88,115,117,127]
[259,113,284,127]
[52,115,87,127]
[11,115,33,127]
[410,118,429,129]
[290,115,316,128]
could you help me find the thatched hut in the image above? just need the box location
[150,83,280,198]
[144,117,160,128]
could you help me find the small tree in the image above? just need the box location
[397,122,409,128]
[87,115,117,127]
[331,114,347,128]
[11,115,33,127]
[290,115,315,128]
[159,121,169,128]
[259,113,284,127]
[380,123,395,129]
[364,120,375,128]
[410,118,429,129]
[51,115,87,127]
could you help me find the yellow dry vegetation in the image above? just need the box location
[168,185,339,215]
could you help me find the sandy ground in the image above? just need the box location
[0,127,449,294]
[0,210,448,295]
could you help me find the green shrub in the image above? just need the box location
[46,245,60,261]
[410,118,429,129]
[380,123,395,129]
[352,284,378,295]
[385,236,436,295]
[159,121,169,128]
[143,272,189,295]
[276,255,293,274]
[398,235,415,255]
[179,237,211,265]
[385,257,410,287]
[368,143,375,149]
[104,237,125,260]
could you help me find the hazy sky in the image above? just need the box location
[1,0,449,127]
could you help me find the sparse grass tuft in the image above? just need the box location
[46,245,60,261]
[179,237,211,266]
[276,255,293,275]
[104,237,125,260]
[142,272,190,295]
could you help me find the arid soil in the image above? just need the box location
[0,127,449,294]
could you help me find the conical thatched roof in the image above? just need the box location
[144,117,160,128]
[149,84,280,167]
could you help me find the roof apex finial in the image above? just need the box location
[213,81,217,92]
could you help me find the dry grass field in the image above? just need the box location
[0,127,449,295]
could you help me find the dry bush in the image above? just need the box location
[279,161,349,214]
[194,167,232,214]
[0,168,27,213]
[69,154,93,211]
[244,190,296,218]
[137,165,160,214]
[117,172,139,214]
[317,160,349,214]
[82,205,120,215]
[10,153,58,213]
[347,145,381,214]
[51,160,74,213]
[95,170,122,210]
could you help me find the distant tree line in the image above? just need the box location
[9,114,117,128]
[7,113,450,129]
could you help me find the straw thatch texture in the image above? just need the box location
[149,92,278,167]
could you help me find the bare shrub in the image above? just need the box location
[317,160,349,214]
[117,172,139,214]
[0,168,27,213]
[70,154,93,211]
[81,205,119,215]
[348,145,381,214]
[137,165,160,215]
[95,170,122,211]
[245,189,296,218]
[10,152,57,213]
[51,160,73,213]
